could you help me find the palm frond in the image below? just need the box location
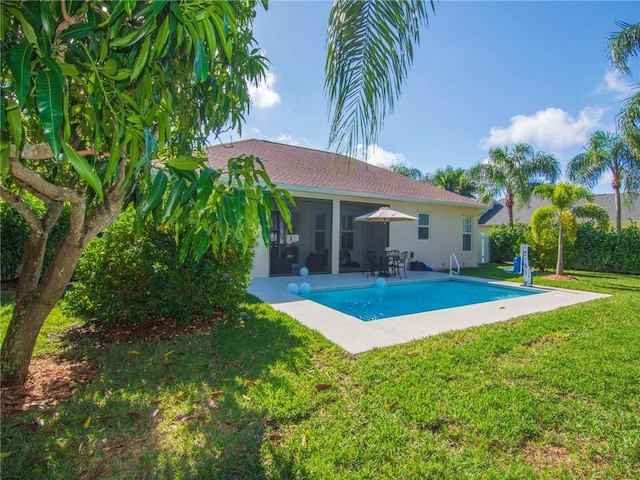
[325,0,434,159]
[618,85,640,155]
[574,202,610,228]
[566,131,613,188]
[608,21,640,75]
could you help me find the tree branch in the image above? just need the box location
[54,0,79,42]
[84,160,128,239]
[10,143,110,160]
[9,159,82,203]
[0,186,42,233]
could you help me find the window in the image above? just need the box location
[462,216,472,251]
[418,213,430,240]
[340,213,355,250]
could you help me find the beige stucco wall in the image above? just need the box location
[249,189,484,278]
[388,200,483,272]
[252,241,270,278]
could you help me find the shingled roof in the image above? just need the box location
[479,193,640,226]
[205,139,484,207]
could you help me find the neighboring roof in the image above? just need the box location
[205,139,484,207]
[478,193,640,226]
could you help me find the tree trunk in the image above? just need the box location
[2,150,128,387]
[614,187,622,237]
[505,191,514,226]
[556,219,564,276]
[1,236,85,386]
[1,171,125,387]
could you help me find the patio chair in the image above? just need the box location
[362,250,379,277]
[386,250,400,277]
[395,251,409,278]
[504,256,522,274]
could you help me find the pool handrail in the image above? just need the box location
[450,253,460,277]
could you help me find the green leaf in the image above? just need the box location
[140,170,168,217]
[152,0,169,15]
[36,68,64,157]
[1,139,9,181]
[62,142,104,202]
[58,62,80,79]
[161,178,185,223]
[221,192,234,225]
[193,40,208,82]
[171,2,184,22]
[196,169,216,213]
[6,100,23,150]
[9,43,33,108]
[153,16,171,59]
[124,0,136,18]
[179,227,194,263]
[165,156,206,171]
[130,35,151,81]
[211,14,231,62]
[9,7,38,45]
[192,228,210,261]
[180,178,198,205]
[233,187,245,222]
[105,128,123,183]
[143,126,157,161]
[39,1,55,43]
[110,17,156,48]
[58,22,97,42]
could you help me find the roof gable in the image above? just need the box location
[205,139,484,207]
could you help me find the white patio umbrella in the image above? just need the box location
[355,206,417,223]
[355,207,417,251]
[355,207,417,275]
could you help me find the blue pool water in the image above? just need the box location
[298,280,540,321]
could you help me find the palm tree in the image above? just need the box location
[388,163,424,180]
[567,130,640,236]
[325,1,435,159]
[532,182,609,276]
[608,21,640,156]
[471,144,560,225]
[432,165,477,197]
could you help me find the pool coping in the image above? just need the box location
[248,272,610,354]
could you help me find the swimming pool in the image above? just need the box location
[298,279,541,321]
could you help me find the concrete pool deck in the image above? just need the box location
[248,272,610,354]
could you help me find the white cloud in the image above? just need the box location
[592,170,614,194]
[599,69,636,99]
[482,107,605,151]
[248,71,281,109]
[354,144,406,167]
[269,133,314,149]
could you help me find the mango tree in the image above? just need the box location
[1,0,434,388]
[0,0,293,387]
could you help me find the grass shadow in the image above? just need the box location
[1,295,321,479]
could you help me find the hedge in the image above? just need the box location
[489,221,640,274]
[63,208,255,325]
[488,223,529,263]
[570,222,640,274]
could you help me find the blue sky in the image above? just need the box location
[227,1,639,194]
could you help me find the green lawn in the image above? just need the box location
[1,268,639,479]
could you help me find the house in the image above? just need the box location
[206,139,486,278]
[478,193,640,262]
